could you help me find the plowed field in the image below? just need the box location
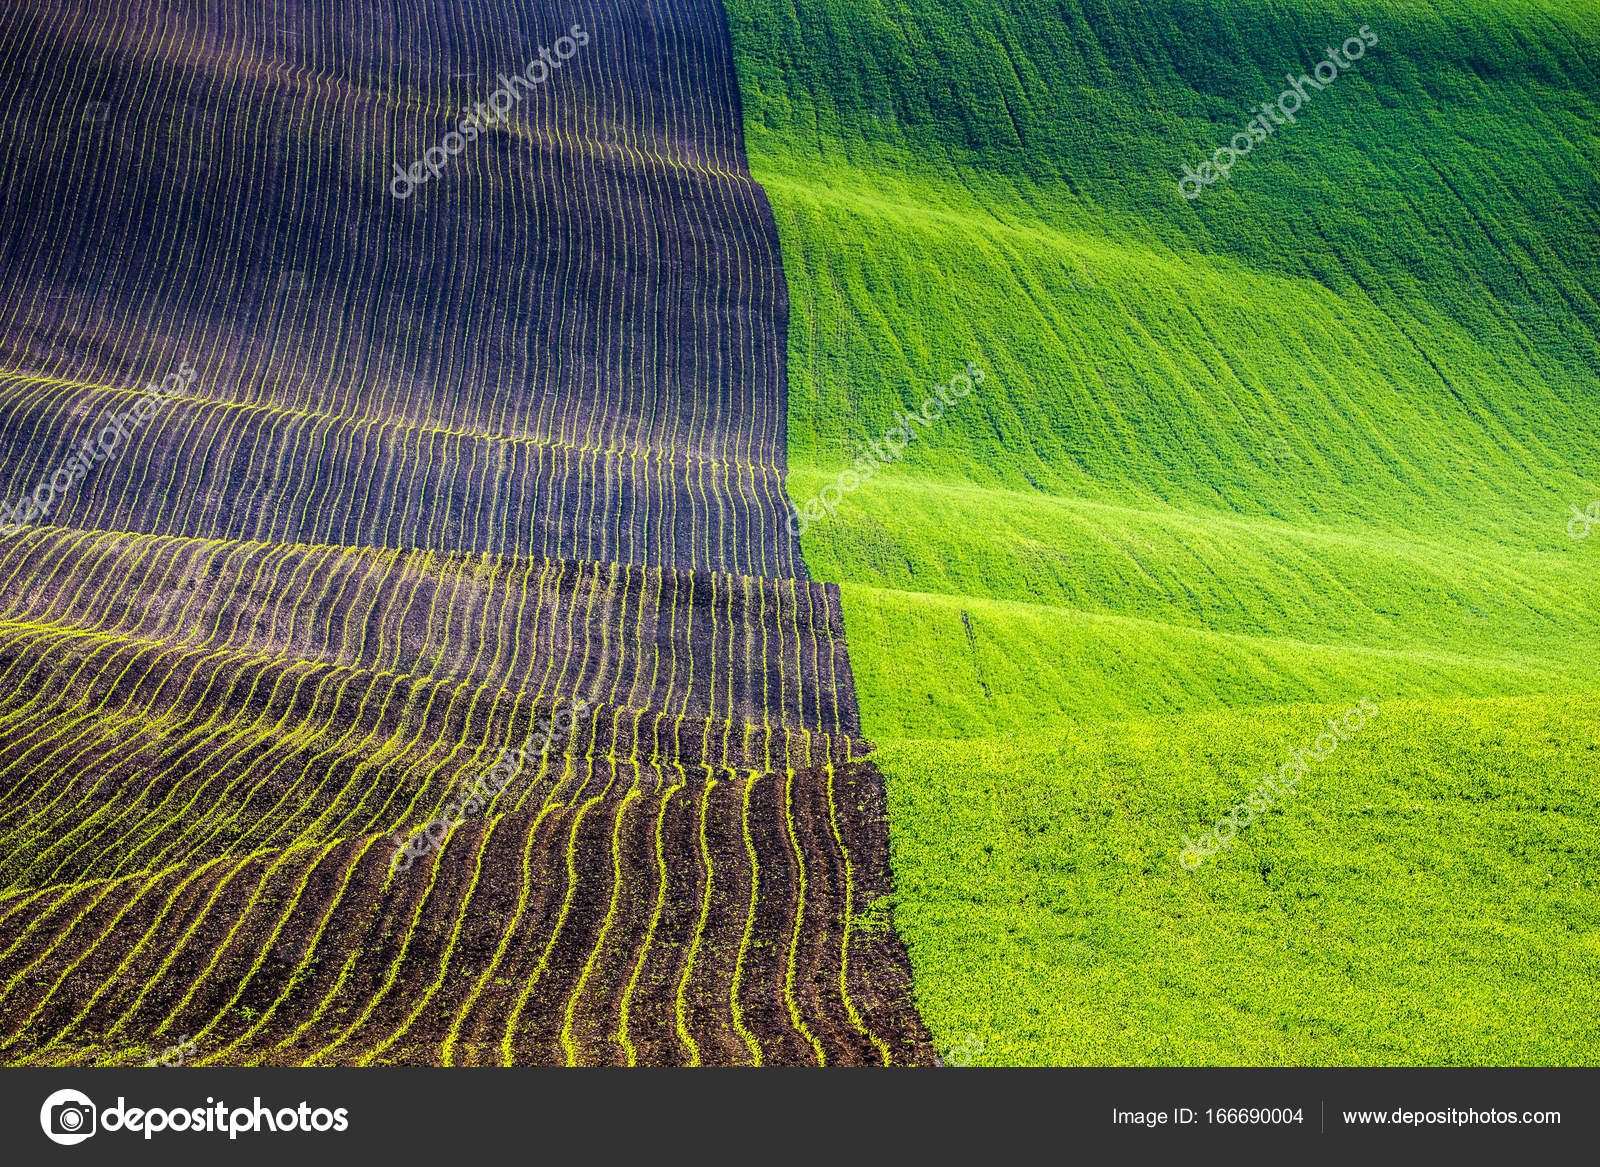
[0,0,932,1066]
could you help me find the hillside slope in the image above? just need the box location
[725,0,1600,1062]
[0,0,930,1066]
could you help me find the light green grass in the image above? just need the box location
[725,0,1600,1063]
[880,694,1600,1065]
[840,580,1591,737]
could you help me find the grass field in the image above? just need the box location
[725,0,1600,1063]
[882,693,1600,1065]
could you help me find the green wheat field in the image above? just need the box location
[727,0,1600,1064]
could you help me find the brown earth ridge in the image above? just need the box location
[0,0,933,1065]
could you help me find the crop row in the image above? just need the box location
[0,382,799,576]
[0,760,931,1066]
[0,0,929,1065]
[0,617,865,892]
[0,527,857,735]
[0,0,791,576]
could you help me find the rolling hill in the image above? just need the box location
[724,0,1600,1063]
[0,0,930,1066]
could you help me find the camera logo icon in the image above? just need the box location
[40,1089,97,1146]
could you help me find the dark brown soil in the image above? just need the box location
[0,0,927,1067]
